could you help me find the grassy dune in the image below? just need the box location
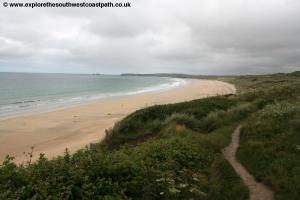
[0,72,299,199]
[231,72,300,200]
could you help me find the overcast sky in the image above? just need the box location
[0,0,300,75]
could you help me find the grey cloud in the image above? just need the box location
[0,0,299,74]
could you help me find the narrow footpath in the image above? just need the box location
[222,125,274,200]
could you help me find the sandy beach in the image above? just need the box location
[0,79,235,163]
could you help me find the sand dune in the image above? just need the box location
[0,80,235,164]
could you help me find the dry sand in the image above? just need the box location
[0,80,235,164]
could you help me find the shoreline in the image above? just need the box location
[0,77,190,122]
[0,80,236,164]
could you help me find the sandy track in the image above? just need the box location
[222,125,274,200]
[0,80,235,164]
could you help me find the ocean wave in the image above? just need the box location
[11,100,40,105]
[124,78,189,95]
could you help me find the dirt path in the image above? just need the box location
[222,125,274,200]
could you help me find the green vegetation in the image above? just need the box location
[231,73,300,200]
[1,71,299,199]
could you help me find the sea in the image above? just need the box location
[0,72,189,120]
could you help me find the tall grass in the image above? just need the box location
[234,72,300,200]
[237,101,300,200]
